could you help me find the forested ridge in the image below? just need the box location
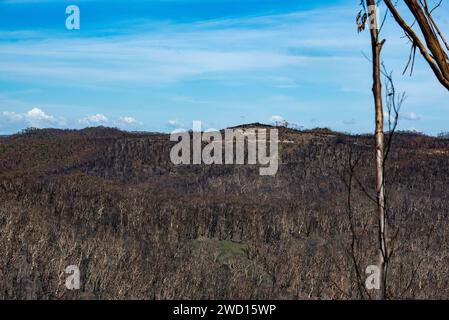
[1,125,449,299]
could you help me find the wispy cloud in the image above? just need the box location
[401,112,421,121]
[0,6,366,89]
[0,1,448,135]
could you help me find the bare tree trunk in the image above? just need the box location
[367,0,388,300]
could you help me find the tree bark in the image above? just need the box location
[367,0,388,300]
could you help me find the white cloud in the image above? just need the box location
[269,115,284,122]
[0,2,448,135]
[167,119,188,133]
[400,112,421,121]
[384,111,421,123]
[79,113,109,125]
[2,107,61,127]
[167,119,184,129]
[171,128,188,134]
[2,111,23,122]
[27,107,55,122]
[383,111,397,124]
[80,115,142,127]
[118,116,142,125]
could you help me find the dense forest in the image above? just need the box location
[1,124,449,299]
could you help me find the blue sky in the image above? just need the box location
[0,0,448,135]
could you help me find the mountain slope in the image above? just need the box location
[1,126,449,299]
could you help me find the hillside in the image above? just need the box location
[1,125,449,299]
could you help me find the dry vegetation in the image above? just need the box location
[1,125,449,299]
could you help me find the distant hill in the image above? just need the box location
[1,125,449,299]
